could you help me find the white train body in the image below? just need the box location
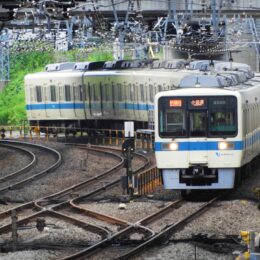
[25,60,193,129]
[155,73,260,190]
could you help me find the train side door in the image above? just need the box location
[46,84,59,119]
[89,80,102,117]
[73,83,81,118]
[115,82,125,119]
[101,78,113,118]
[188,100,208,164]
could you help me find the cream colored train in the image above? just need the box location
[154,62,260,193]
[25,59,254,133]
[25,59,194,129]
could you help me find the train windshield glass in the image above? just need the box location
[158,98,187,137]
[158,96,237,138]
[209,97,237,136]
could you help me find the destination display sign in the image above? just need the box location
[169,99,182,107]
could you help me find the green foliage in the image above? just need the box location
[87,51,113,61]
[0,51,54,125]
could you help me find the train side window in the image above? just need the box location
[106,84,111,101]
[103,84,108,101]
[83,84,88,101]
[108,84,112,101]
[149,84,154,102]
[140,84,144,102]
[134,85,137,101]
[79,85,83,101]
[50,85,56,102]
[95,84,100,101]
[129,84,134,101]
[117,84,122,101]
[65,85,71,101]
[242,108,246,136]
[89,84,95,101]
[36,86,42,102]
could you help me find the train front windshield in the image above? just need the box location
[158,96,237,138]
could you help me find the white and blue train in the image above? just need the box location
[25,58,256,138]
[154,66,260,192]
[25,59,193,130]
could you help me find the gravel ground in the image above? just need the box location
[1,140,260,259]
[0,141,119,203]
[78,200,172,223]
[0,146,31,178]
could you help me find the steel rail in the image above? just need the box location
[37,144,150,206]
[59,199,183,260]
[0,144,125,228]
[0,140,62,193]
[0,209,109,239]
[0,144,36,183]
[115,194,229,259]
[0,144,152,257]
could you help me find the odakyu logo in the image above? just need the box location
[215,152,234,157]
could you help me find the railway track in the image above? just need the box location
[0,140,62,194]
[0,143,151,258]
[62,193,228,260]
[0,143,36,183]
[0,140,251,259]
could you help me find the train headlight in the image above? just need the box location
[162,142,179,151]
[218,141,234,150]
[169,142,179,150]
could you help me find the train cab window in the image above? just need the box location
[50,85,56,102]
[36,86,42,102]
[209,97,237,136]
[158,97,186,137]
[189,111,207,137]
[65,85,71,101]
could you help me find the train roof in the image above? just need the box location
[74,61,105,71]
[103,59,149,70]
[215,62,254,78]
[45,62,75,72]
[179,74,228,88]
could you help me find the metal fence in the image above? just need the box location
[0,125,154,150]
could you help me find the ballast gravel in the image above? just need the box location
[1,140,260,260]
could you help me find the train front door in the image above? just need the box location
[188,110,208,165]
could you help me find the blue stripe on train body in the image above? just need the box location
[154,141,244,151]
[26,102,154,111]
